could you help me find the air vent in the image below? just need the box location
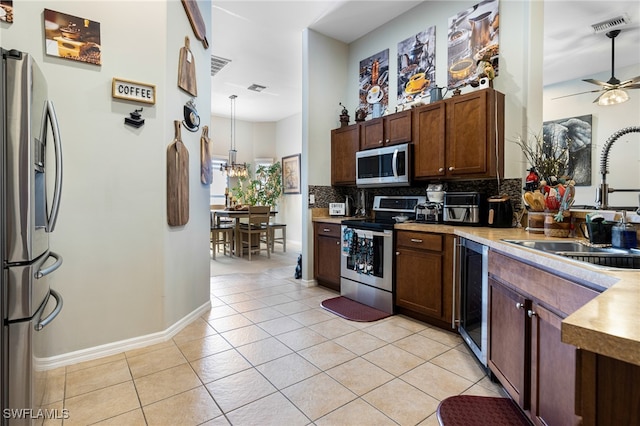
[248,84,267,92]
[591,13,631,33]
[211,55,231,77]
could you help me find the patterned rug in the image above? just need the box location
[320,296,391,322]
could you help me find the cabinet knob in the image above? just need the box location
[395,251,400,256]
[527,309,537,318]
[336,241,340,245]
[385,139,390,143]
[379,140,383,144]
[448,166,455,171]
[515,302,524,310]
[438,168,444,173]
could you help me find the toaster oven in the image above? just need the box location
[443,192,486,225]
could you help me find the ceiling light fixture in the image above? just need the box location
[598,88,629,106]
[220,95,248,178]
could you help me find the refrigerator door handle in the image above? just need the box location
[35,251,63,279]
[46,100,63,232]
[34,289,63,331]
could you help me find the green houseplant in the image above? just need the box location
[231,162,283,208]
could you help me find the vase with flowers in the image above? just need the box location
[513,129,575,235]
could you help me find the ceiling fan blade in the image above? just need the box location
[552,88,603,100]
[592,92,605,104]
[582,78,613,88]
[619,76,640,86]
[622,83,640,90]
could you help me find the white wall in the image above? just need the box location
[1,1,211,356]
[544,63,640,208]
[343,0,542,180]
[302,29,349,282]
[277,113,303,249]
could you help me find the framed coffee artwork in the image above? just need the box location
[43,9,102,65]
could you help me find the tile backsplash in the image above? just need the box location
[309,178,524,212]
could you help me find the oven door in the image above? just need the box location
[340,226,393,291]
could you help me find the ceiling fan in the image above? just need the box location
[554,29,640,105]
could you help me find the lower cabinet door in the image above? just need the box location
[530,302,580,426]
[395,248,443,318]
[488,278,529,408]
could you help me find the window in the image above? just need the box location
[210,156,228,206]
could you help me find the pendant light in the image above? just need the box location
[220,94,248,177]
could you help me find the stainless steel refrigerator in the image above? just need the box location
[1,49,64,425]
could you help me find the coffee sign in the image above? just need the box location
[112,78,156,104]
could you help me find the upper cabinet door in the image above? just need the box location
[384,110,412,146]
[445,90,489,176]
[413,102,446,178]
[360,117,384,150]
[331,124,359,186]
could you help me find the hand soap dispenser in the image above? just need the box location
[611,211,637,249]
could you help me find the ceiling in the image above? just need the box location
[210,1,640,123]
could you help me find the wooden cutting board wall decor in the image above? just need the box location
[178,36,197,97]
[200,125,212,185]
[181,0,209,49]
[167,121,190,226]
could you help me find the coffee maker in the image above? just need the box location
[415,183,445,223]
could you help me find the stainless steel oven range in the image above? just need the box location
[340,195,425,314]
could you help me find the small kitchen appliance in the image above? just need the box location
[355,143,411,188]
[444,192,486,225]
[486,195,514,228]
[416,183,445,223]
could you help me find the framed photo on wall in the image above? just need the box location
[282,154,301,194]
[44,9,102,65]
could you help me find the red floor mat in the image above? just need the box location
[437,395,531,426]
[320,296,391,322]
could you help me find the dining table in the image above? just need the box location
[211,208,277,257]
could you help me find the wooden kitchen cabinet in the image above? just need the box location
[360,110,412,150]
[575,350,640,426]
[488,250,599,426]
[412,88,504,180]
[488,278,529,408]
[313,222,342,291]
[331,124,359,186]
[395,230,453,328]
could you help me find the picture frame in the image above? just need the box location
[112,78,157,105]
[282,154,301,195]
[43,9,102,65]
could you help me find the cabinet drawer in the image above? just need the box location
[396,231,442,251]
[315,223,341,238]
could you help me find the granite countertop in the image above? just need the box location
[391,221,640,367]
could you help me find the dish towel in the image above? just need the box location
[355,230,374,275]
[342,227,355,257]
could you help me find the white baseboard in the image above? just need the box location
[37,301,211,370]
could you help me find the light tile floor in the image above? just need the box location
[43,248,504,425]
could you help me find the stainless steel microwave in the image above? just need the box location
[355,143,411,188]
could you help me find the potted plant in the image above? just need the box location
[231,162,283,209]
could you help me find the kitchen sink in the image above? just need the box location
[502,240,640,270]
[502,240,618,253]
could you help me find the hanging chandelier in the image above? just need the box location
[220,94,248,178]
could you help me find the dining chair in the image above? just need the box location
[263,222,286,253]
[238,205,271,260]
[210,211,234,259]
